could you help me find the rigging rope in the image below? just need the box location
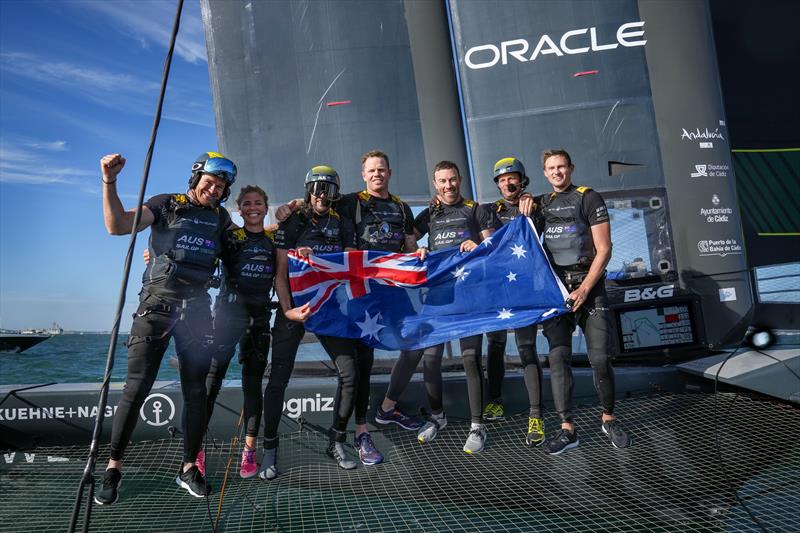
[68,1,185,531]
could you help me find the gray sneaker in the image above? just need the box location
[258,448,278,480]
[417,413,447,444]
[463,424,487,454]
[326,441,357,470]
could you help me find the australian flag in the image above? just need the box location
[288,216,569,351]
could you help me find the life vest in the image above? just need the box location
[143,194,227,298]
[294,208,347,253]
[354,190,408,251]
[427,198,481,251]
[493,199,522,226]
[219,228,276,307]
[540,185,595,268]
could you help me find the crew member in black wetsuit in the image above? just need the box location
[275,151,427,438]
[383,160,498,454]
[478,157,546,446]
[95,152,236,505]
[271,165,376,472]
[523,149,631,454]
[203,185,310,480]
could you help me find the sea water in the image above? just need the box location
[0,334,339,386]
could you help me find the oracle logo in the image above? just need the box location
[464,21,646,70]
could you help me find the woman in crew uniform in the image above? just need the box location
[478,157,546,447]
[381,160,498,454]
[203,185,310,479]
[269,165,373,474]
[96,152,236,505]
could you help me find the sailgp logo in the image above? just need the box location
[464,21,646,70]
[139,393,176,427]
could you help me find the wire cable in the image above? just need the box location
[712,342,768,533]
[67,1,184,531]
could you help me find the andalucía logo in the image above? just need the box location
[681,127,726,147]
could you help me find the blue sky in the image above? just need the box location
[1,0,218,331]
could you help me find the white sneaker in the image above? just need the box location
[258,448,278,480]
[417,413,447,444]
[463,424,487,454]
[326,441,357,470]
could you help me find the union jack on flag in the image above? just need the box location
[288,217,569,351]
[289,251,428,314]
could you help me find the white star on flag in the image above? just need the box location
[497,308,514,319]
[506,271,517,282]
[356,311,385,341]
[481,236,493,247]
[451,265,469,281]
[511,244,527,258]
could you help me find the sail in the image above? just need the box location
[201,0,755,352]
[200,0,469,206]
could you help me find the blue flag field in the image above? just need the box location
[288,216,569,351]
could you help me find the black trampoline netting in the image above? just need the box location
[2,392,798,532]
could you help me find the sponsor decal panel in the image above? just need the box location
[681,126,727,149]
[699,194,733,224]
[283,394,335,418]
[690,163,729,178]
[0,404,118,422]
[139,393,176,427]
[697,238,743,257]
[3,452,70,465]
[623,284,675,303]
[464,21,646,70]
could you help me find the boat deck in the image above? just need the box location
[2,392,798,532]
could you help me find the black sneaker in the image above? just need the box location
[602,419,631,449]
[543,428,579,455]
[94,468,122,506]
[175,465,212,498]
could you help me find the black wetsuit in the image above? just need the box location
[336,191,414,252]
[205,228,276,440]
[322,191,417,441]
[385,198,498,423]
[109,193,230,464]
[271,208,359,445]
[539,184,615,423]
[478,199,543,417]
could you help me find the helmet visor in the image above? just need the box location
[307,180,339,199]
[202,157,237,184]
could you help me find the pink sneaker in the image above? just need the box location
[195,449,206,476]
[240,448,258,478]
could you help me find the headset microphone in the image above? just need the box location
[506,183,518,193]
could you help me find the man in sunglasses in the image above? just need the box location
[95,152,236,505]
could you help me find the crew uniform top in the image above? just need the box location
[274,207,357,253]
[538,184,609,269]
[478,198,525,228]
[336,191,415,252]
[414,198,498,251]
[218,228,277,308]
[142,193,232,299]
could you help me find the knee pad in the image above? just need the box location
[548,345,571,364]
[519,345,539,367]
